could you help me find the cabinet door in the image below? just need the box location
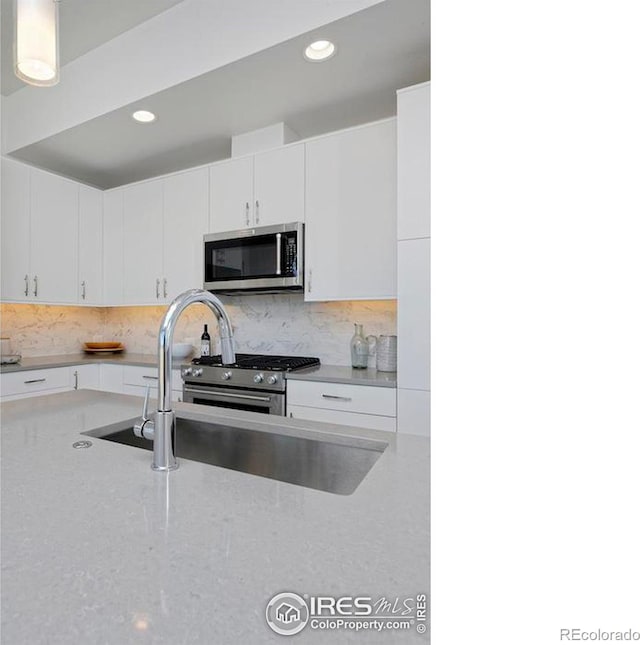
[1,159,31,302]
[30,169,79,304]
[397,238,430,391]
[103,189,124,305]
[163,168,209,300]
[122,180,163,304]
[208,157,253,233]
[78,186,103,304]
[398,83,430,240]
[72,364,101,390]
[253,144,305,226]
[305,120,397,301]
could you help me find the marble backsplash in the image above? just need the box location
[1,296,396,366]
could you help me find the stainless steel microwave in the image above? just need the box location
[204,222,304,294]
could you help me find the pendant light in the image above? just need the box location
[14,0,60,87]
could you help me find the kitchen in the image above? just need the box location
[0,0,429,642]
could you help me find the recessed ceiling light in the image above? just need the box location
[132,110,156,123]
[304,40,336,62]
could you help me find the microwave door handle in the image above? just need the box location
[276,233,282,275]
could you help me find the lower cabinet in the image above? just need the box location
[0,367,73,401]
[121,366,183,403]
[286,380,396,432]
[396,388,430,438]
[1,364,182,402]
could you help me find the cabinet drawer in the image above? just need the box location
[122,366,182,391]
[287,380,396,417]
[287,404,396,432]
[123,383,183,403]
[123,366,159,386]
[1,367,70,397]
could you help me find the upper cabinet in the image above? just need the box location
[78,186,104,305]
[1,159,31,302]
[397,83,430,240]
[122,180,164,304]
[162,167,209,300]
[304,119,397,301]
[1,159,94,305]
[118,167,209,304]
[209,144,304,233]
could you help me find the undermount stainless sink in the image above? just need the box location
[83,417,386,495]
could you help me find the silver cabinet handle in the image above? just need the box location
[322,394,352,402]
[73,370,78,390]
[33,275,38,297]
[156,278,160,299]
[245,202,250,226]
[275,232,282,275]
[24,274,29,296]
[163,278,167,299]
[81,281,86,300]
[255,200,260,224]
[142,375,159,380]
[24,378,46,384]
[307,268,312,293]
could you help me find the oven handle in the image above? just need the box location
[183,386,273,403]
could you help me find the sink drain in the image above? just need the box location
[72,440,92,449]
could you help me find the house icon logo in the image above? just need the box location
[265,592,309,636]
[276,602,301,624]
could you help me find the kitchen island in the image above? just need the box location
[1,390,428,644]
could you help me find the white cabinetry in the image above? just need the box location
[78,186,103,304]
[287,380,396,432]
[162,168,208,300]
[1,367,71,401]
[396,83,430,437]
[71,364,101,390]
[1,158,31,301]
[122,180,164,304]
[103,189,124,305]
[398,83,430,239]
[1,158,103,305]
[304,120,397,301]
[209,144,304,233]
[119,168,208,305]
[122,365,183,403]
[30,169,79,304]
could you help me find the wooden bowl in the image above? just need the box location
[84,342,122,350]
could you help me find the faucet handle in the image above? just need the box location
[133,385,155,440]
[141,383,150,421]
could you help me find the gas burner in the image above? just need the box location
[191,353,320,372]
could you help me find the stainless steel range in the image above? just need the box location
[181,354,320,416]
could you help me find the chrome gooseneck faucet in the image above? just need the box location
[133,289,236,471]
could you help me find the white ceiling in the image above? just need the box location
[1,0,185,96]
[2,0,429,188]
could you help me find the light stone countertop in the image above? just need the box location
[1,354,397,387]
[286,364,397,388]
[0,352,168,373]
[0,390,428,644]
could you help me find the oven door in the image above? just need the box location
[183,384,285,416]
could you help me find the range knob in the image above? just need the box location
[267,375,279,385]
[222,371,232,380]
[254,373,264,384]
[193,368,203,377]
[183,367,193,377]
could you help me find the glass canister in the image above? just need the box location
[350,323,370,369]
